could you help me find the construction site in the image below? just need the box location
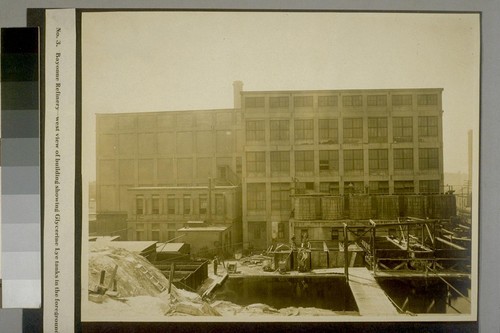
[86,191,472,319]
[87,85,473,319]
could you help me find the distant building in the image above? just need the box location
[95,83,445,252]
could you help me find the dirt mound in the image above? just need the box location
[88,246,173,297]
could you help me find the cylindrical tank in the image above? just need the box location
[321,196,344,220]
[294,196,320,220]
[349,195,372,220]
[427,195,457,219]
[401,195,427,218]
[375,195,399,219]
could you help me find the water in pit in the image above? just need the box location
[377,278,471,314]
[212,276,358,312]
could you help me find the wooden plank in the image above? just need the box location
[435,237,467,250]
[348,267,399,316]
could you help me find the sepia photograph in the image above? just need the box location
[78,10,479,322]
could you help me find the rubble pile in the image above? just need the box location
[88,246,170,297]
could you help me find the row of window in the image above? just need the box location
[135,222,179,241]
[246,148,439,175]
[246,116,438,143]
[135,194,225,216]
[244,94,438,109]
[247,180,441,212]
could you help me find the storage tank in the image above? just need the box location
[375,195,399,219]
[321,196,344,220]
[294,196,320,220]
[401,195,427,218]
[349,195,372,220]
[426,194,457,219]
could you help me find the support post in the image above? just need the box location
[372,225,377,274]
[343,223,349,283]
[168,263,175,294]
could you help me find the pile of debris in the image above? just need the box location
[87,246,222,318]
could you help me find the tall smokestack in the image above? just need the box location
[233,80,243,109]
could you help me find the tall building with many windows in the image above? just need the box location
[95,83,444,252]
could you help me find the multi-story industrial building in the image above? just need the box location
[95,82,444,252]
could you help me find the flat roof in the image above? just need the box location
[90,241,157,253]
[128,185,238,191]
[241,87,444,95]
[156,242,186,252]
[178,226,229,232]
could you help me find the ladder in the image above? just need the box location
[137,264,166,292]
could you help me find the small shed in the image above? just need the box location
[177,225,232,258]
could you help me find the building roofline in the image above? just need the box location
[241,87,444,95]
[96,107,237,116]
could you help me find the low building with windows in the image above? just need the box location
[126,184,242,254]
[95,82,445,253]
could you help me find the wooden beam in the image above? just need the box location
[435,237,467,250]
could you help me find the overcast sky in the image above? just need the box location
[82,11,480,180]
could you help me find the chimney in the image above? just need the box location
[233,80,243,109]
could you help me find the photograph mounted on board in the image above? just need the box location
[79,11,479,322]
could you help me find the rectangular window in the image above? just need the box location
[294,119,314,141]
[247,183,266,212]
[342,95,363,107]
[270,151,290,175]
[418,116,438,137]
[369,181,389,194]
[152,195,160,214]
[183,194,191,215]
[331,228,339,240]
[295,151,314,172]
[246,120,265,142]
[254,225,262,239]
[167,194,176,215]
[151,223,160,241]
[199,194,207,215]
[136,223,144,241]
[369,149,388,172]
[270,120,289,141]
[318,95,338,107]
[136,195,144,215]
[344,149,364,172]
[319,182,339,194]
[392,94,412,106]
[271,183,291,212]
[270,96,289,108]
[393,117,413,142]
[236,157,242,176]
[294,96,313,107]
[246,152,266,174]
[394,148,413,170]
[167,231,176,241]
[394,181,415,194]
[420,180,440,194]
[319,150,339,172]
[367,95,387,107]
[318,119,338,144]
[278,223,285,239]
[245,96,265,108]
[417,94,438,106]
[343,118,363,140]
[215,194,225,215]
[368,117,388,143]
[295,182,314,194]
[419,148,439,170]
